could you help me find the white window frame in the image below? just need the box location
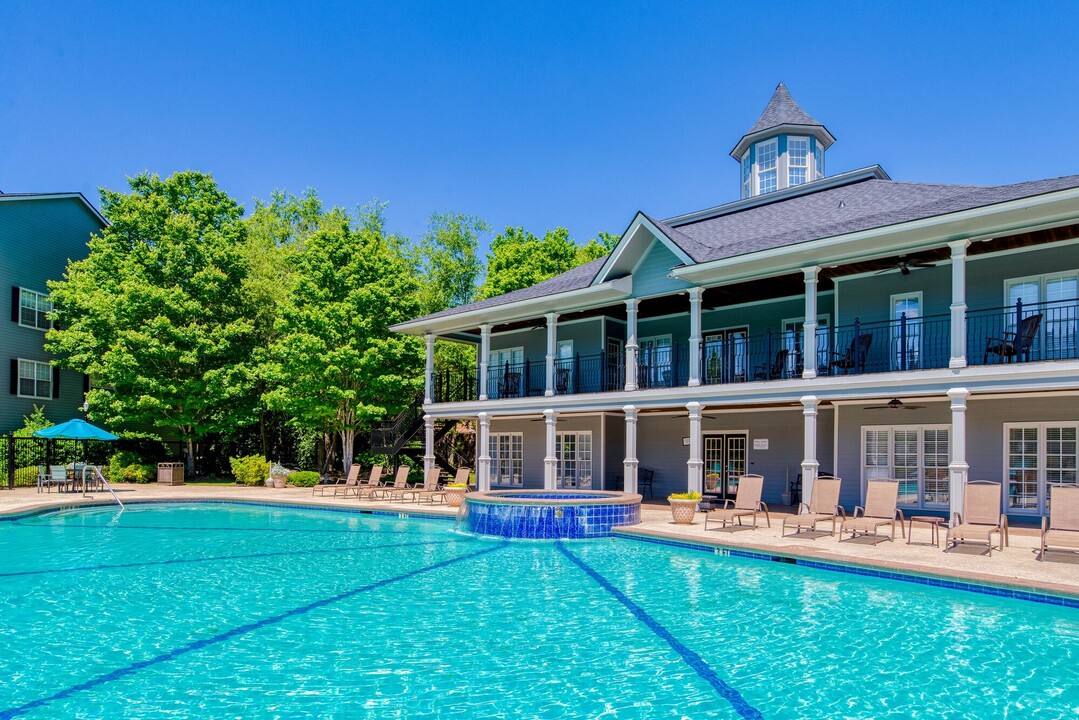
[1003,422,1079,516]
[1005,270,1078,360]
[890,291,923,370]
[814,144,824,179]
[17,358,53,400]
[741,151,752,199]
[19,288,52,331]
[787,136,809,187]
[555,430,592,489]
[860,424,950,509]
[756,138,778,195]
[489,432,523,487]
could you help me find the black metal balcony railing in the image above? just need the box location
[817,313,951,376]
[432,368,477,404]
[637,343,688,389]
[487,360,546,400]
[968,298,1079,365]
[701,330,804,385]
[553,351,625,395]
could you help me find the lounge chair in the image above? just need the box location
[704,474,770,530]
[945,481,1008,555]
[452,466,473,490]
[984,313,1042,364]
[782,476,845,538]
[1040,485,1079,560]
[404,467,447,504]
[371,465,415,500]
[754,349,790,381]
[827,334,872,375]
[344,465,383,498]
[314,465,359,496]
[840,479,905,541]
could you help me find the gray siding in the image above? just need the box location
[487,327,546,361]
[488,415,604,490]
[557,318,603,357]
[965,244,1079,311]
[0,198,102,432]
[631,240,692,299]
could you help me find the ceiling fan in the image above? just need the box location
[875,255,936,276]
[865,398,926,410]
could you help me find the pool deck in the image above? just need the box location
[2,484,1077,599]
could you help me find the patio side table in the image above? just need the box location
[907,515,944,547]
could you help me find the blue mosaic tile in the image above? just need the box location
[464,499,640,539]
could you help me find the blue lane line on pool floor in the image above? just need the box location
[0,542,506,720]
[0,537,470,579]
[556,543,764,720]
[12,522,407,534]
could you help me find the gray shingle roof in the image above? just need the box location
[415,256,608,322]
[673,174,1079,263]
[745,82,825,136]
[401,173,1079,326]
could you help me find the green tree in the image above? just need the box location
[478,226,615,299]
[45,171,257,472]
[415,211,488,314]
[263,203,422,475]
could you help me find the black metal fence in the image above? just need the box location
[816,313,951,376]
[2,434,182,489]
[968,298,1078,365]
[433,368,478,404]
[637,343,688,389]
[553,351,625,395]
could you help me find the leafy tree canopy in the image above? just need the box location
[45,171,257,465]
[415,211,488,315]
[478,226,619,299]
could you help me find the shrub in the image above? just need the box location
[14,466,38,487]
[107,451,156,484]
[230,455,270,486]
[288,470,320,487]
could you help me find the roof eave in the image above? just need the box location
[0,192,108,227]
[390,278,633,336]
[729,123,837,160]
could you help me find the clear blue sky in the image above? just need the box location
[2,1,1077,251]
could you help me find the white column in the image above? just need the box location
[687,288,704,387]
[624,299,639,392]
[949,240,970,369]
[947,388,970,523]
[686,401,704,493]
[801,395,820,508]
[479,323,491,400]
[424,334,435,403]
[477,412,492,491]
[543,409,558,490]
[623,404,638,494]
[423,414,436,474]
[802,267,820,379]
[545,312,558,397]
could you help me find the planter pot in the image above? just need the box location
[272,476,287,489]
[668,498,700,525]
[445,487,467,507]
[781,492,792,506]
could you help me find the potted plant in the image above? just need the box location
[668,491,702,524]
[270,463,290,489]
[444,482,468,507]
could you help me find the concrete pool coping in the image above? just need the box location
[1,484,1076,600]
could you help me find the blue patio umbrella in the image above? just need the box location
[33,418,119,441]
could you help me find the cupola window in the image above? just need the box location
[788,137,809,187]
[757,139,778,195]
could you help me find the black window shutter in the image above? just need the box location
[83,374,91,394]
[11,287,19,323]
[52,367,60,398]
[9,359,17,395]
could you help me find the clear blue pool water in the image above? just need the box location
[0,502,1076,719]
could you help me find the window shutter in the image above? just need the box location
[83,374,91,394]
[11,287,19,323]
[52,367,60,398]
[9,359,17,395]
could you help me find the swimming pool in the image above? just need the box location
[0,502,1075,718]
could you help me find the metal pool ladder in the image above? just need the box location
[88,466,125,510]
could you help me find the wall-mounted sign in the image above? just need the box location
[753,438,769,450]
[682,437,690,446]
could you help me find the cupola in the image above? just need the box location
[731,83,835,198]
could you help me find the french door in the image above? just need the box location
[638,335,672,388]
[556,431,592,489]
[703,328,748,383]
[703,432,748,499]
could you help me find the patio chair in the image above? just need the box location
[704,474,770,530]
[840,479,905,541]
[404,466,447,504]
[754,348,790,381]
[782,476,845,538]
[49,465,73,493]
[984,313,1042,364]
[371,465,415,500]
[638,467,654,498]
[452,466,473,490]
[37,465,66,494]
[314,465,359,496]
[827,334,872,375]
[1040,485,1079,560]
[343,465,383,498]
[945,481,1008,555]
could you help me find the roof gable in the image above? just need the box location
[591,212,696,286]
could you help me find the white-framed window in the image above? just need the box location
[638,334,673,387]
[20,288,52,331]
[781,315,831,377]
[862,425,950,508]
[18,359,52,399]
[1004,422,1078,515]
[1005,270,1078,360]
[756,139,778,195]
[741,151,752,199]
[814,144,824,179]
[489,432,523,486]
[788,136,809,187]
[891,292,923,369]
[556,431,592,489]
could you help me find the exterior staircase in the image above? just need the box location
[370,393,458,475]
